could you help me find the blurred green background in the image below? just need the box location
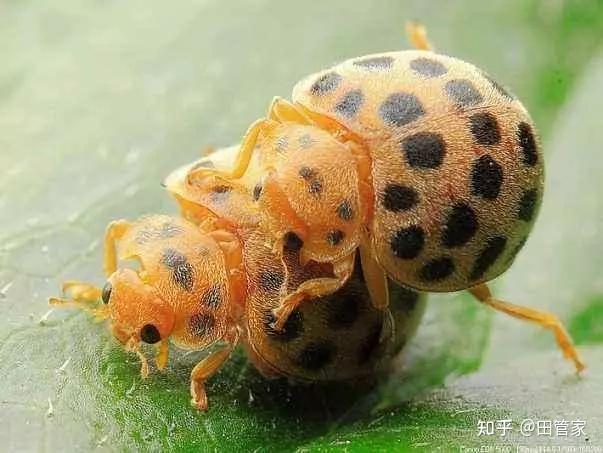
[1,0,603,451]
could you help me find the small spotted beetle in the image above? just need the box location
[50,144,426,411]
[184,23,585,372]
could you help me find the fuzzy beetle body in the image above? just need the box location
[183,25,583,373]
[291,49,543,293]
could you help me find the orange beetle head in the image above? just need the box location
[102,268,175,347]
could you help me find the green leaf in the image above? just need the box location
[2,1,603,451]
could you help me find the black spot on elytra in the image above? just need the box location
[353,55,394,71]
[390,225,425,259]
[410,57,447,78]
[382,184,418,212]
[358,321,383,364]
[326,295,360,329]
[283,231,304,251]
[135,228,156,244]
[482,72,514,100]
[518,188,539,221]
[299,134,314,149]
[470,236,507,281]
[326,230,345,246]
[188,313,215,337]
[518,122,538,166]
[212,185,231,194]
[419,257,455,282]
[258,269,285,292]
[299,166,316,180]
[308,179,323,196]
[161,248,194,292]
[504,236,528,266]
[158,222,184,238]
[210,185,232,203]
[402,132,446,169]
[252,183,263,201]
[445,79,483,107]
[299,167,323,197]
[397,287,420,313]
[335,89,364,118]
[264,309,303,342]
[135,222,184,244]
[296,341,335,370]
[471,155,503,200]
[470,112,501,145]
[201,285,221,309]
[337,200,354,221]
[379,92,425,127]
[276,136,288,151]
[442,202,478,248]
[310,72,342,96]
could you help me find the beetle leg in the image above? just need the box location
[125,337,150,379]
[187,98,316,185]
[359,239,390,310]
[187,118,276,184]
[155,339,170,371]
[48,296,107,320]
[470,283,586,373]
[189,327,240,411]
[272,253,354,331]
[354,248,396,344]
[103,219,131,277]
[61,280,102,301]
[49,281,109,320]
[405,21,433,51]
[267,96,314,124]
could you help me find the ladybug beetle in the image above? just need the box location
[183,23,584,372]
[50,214,241,410]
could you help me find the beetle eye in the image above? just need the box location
[140,324,161,344]
[101,282,112,304]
